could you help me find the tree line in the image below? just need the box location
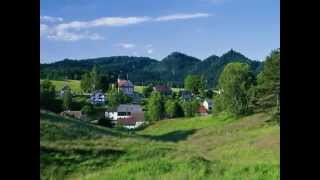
[145,49,280,123]
[214,49,280,121]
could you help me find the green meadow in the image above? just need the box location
[40,79,82,93]
[134,85,182,94]
[40,110,279,180]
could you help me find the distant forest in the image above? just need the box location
[40,49,263,88]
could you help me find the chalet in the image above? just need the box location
[90,90,105,105]
[60,110,83,119]
[203,99,213,111]
[198,105,208,116]
[153,85,172,95]
[105,104,145,129]
[117,76,134,96]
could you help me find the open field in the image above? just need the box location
[40,110,279,180]
[40,79,82,93]
[134,85,182,94]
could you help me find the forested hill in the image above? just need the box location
[40,49,262,88]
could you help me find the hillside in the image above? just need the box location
[40,111,279,180]
[40,50,262,88]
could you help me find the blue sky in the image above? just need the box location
[40,0,279,63]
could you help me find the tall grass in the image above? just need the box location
[41,111,279,180]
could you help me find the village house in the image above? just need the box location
[105,104,145,129]
[90,90,105,105]
[203,99,213,111]
[117,76,134,96]
[153,85,172,95]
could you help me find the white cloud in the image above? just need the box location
[91,17,151,27]
[155,13,211,21]
[147,49,154,54]
[47,31,104,41]
[40,16,63,23]
[54,16,151,32]
[40,24,49,36]
[117,43,136,49]
[40,13,211,41]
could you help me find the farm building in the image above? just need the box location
[105,104,145,129]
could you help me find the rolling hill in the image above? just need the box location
[40,49,262,88]
[40,110,279,180]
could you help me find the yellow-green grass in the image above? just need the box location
[41,110,279,180]
[134,86,145,94]
[134,85,183,94]
[40,79,82,93]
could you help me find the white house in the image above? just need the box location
[203,99,213,111]
[105,104,145,129]
[90,90,105,105]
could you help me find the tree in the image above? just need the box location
[80,72,92,93]
[181,100,199,117]
[81,104,94,115]
[62,89,72,110]
[216,62,253,116]
[108,89,132,108]
[165,99,184,118]
[40,80,56,108]
[184,75,205,95]
[146,92,165,122]
[142,85,153,98]
[98,117,113,127]
[99,75,112,92]
[90,66,100,91]
[252,49,280,120]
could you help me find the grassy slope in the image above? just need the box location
[41,111,279,180]
[40,79,82,93]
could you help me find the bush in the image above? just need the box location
[81,105,94,115]
[97,117,113,128]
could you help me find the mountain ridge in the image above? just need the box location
[40,50,262,88]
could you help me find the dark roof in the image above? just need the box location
[106,107,117,112]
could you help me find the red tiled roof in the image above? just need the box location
[118,79,133,87]
[118,116,137,125]
[198,105,207,113]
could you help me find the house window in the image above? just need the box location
[118,112,125,116]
